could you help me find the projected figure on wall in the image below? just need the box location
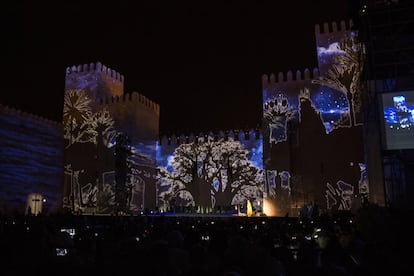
[126,174,145,212]
[114,133,131,213]
[326,180,354,210]
[263,94,297,144]
[358,163,369,205]
[99,172,116,213]
[158,136,263,213]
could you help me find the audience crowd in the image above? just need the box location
[1,203,412,275]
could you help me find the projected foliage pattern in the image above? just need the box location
[63,89,157,214]
[263,30,367,214]
[64,89,114,212]
[157,136,264,213]
[312,33,364,129]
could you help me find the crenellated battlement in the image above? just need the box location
[99,91,160,114]
[159,128,262,146]
[262,19,354,89]
[66,61,125,83]
[0,104,63,128]
[315,19,354,35]
[262,68,319,87]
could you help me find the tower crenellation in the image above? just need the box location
[3,14,375,216]
[1,104,62,128]
[65,61,125,100]
[263,19,351,89]
[159,127,262,147]
[99,91,160,115]
[66,61,125,83]
[262,68,319,88]
[315,19,355,75]
[314,19,353,35]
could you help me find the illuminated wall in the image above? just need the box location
[157,130,263,213]
[62,63,265,216]
[262,20,368,216]
[60,21,368,216]
[63,62,159,215]
[1,20,371,216]
[0,104,64,214]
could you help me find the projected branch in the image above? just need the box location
[312,35,364,127]
[83,110,117,147]
[63,89,93,148]
[160,137,263,210]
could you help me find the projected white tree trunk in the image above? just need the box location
[160,137,263,211]
[312,36,365,127]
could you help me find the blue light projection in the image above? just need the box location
[0,105,64,214]
[317,41,346,72]
[381,91,414,150]
[313,31,364,130]
[384,95,414,126]
[311,88,349,133]
[262,26,367,214]
[239,132,263,169]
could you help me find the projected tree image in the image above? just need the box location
[313,34,364,128]
[63,89,93,146]
[86,110,117,147]
[63,89,117,148]
[63,89,119,212]
[262,25,367,215]
[158,136,263,212]
[60,63,161,215]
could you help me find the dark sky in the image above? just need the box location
[3,0,354,136]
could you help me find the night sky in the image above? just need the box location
[3,0,354,136]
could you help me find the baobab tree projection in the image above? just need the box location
[157,136,264,213]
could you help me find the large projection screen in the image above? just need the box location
[380,90,414,150]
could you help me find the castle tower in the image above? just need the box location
[65,62,124,109]
[62,62,159,214]
[261,20,368,215]
[102,92,160,146]
[64,61,159,147]
[314,19,354,75]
